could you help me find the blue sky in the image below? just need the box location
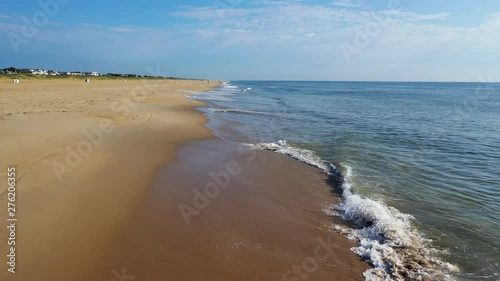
[1,0,499,81]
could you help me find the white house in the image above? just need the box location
[32,69,48,75]
[83,71,100,76]
[17,68,49,75]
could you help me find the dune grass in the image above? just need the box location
[0,74,202,81]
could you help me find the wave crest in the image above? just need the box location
[249,140,459,281]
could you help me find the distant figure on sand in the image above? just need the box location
[85,78,90,83]
[12,79,20,84]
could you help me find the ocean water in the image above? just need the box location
[190,81,500,281]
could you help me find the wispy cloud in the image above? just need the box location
[253,0,295,5]
[0,13,19,22]
[2,1,499,81]
[331,1,364,8]
[108,26,154,33]
[170,3,457,46]
[380,10,450,21]
[167,3,500,79]
[171,6,254,20]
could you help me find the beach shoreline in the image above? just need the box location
[91,138,369,281]
[0,78,217,280]
[0,78,368,280]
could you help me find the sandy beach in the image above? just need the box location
[0,78,215,280]
[0,78,367,280]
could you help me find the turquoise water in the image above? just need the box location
[192,81,500,280]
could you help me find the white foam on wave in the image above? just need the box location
[220,81,252,93]
[209,108,268,115]
[249,140,459,281]
[189,81,249,103]
[251,140,332,172]
[221,81,240,90]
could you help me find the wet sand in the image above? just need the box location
[93,139,369,281]
[0,78,368,280]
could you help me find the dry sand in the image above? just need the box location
[0,78,216,280]
[0,78,368,280]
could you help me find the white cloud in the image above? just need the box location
[331,1,364,8]
[3,2,498,80]
[108,26,154,33]
[170,3,459,49]
[166,3,500,79]
[171,5,258,20]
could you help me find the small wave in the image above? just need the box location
[209,108,269,115]
[248,140,459,281]
[220,81,252,93]
[221,81,240,89]
[251,140,334,172]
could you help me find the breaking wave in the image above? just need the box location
[220,81,252,93]
[249,140,459,281]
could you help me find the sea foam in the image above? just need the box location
[208,108,269,115]
[249,140,459,281]
[220,82,252,93]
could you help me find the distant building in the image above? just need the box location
[48,70,59,76]
[83,71,100,76]
[18,68,48,75]
[33,69,48,75]
[67,72,83,76]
